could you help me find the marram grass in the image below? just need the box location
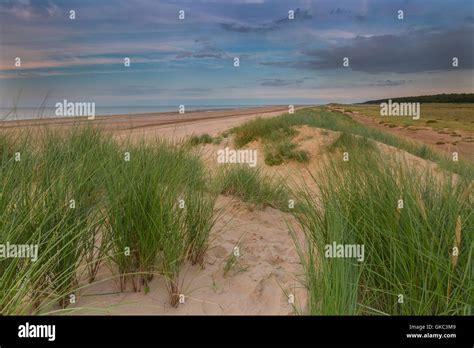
[291,143,472,315]
[0,126,217,313]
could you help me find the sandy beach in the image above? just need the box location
[1,105,312,141]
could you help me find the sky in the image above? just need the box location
[0,0,473,108]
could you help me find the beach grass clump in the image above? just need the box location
[219,165,289,210]
[30,176,86,309]
[32,127,113,308]
[0,134,15,160]
[292,143,472,315]
[0,125,217,312]
[230,116,308,165]
[189,133,214,146]
[38,127,112,287]
[0,135,38,313]
[212,136,223,145]
[223,245,247,277]
[101,138,216,306]
[184,188,218,266]
[103,140,207,296]
[327,132,376,153]
[232,116,296,148]
[0,126,112,312]
[264,140,309,166]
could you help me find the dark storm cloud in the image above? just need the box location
[261,28,474,73]
[219,8,312,33]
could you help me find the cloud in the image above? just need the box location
[261,28,474,73]
[98,85,213,97]
[372,80,411,87]
[174,38,232,60]
[465,16,474,23]
[355,14,367,22]
[219,8,312,33]
[329,8,352,15]
[0,0,59,19]
[0,39,184,72]
[260,78,304,86]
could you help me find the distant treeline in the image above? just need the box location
[361,93,474,104]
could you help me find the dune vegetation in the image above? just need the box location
[291,142,472,315]
[230,107,473,179]
[0,126,218,313]
[1,106,472,316]
[339,103,474,133]
[231,107,473,315]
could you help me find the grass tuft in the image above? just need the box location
[218,165,289,210]
[264,141,309,166]
[189,133,214,146]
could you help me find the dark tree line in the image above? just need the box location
[361,93,474,104]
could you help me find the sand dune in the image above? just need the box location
[2,105,454,316]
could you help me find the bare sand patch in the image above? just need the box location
[71,196,306,315]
